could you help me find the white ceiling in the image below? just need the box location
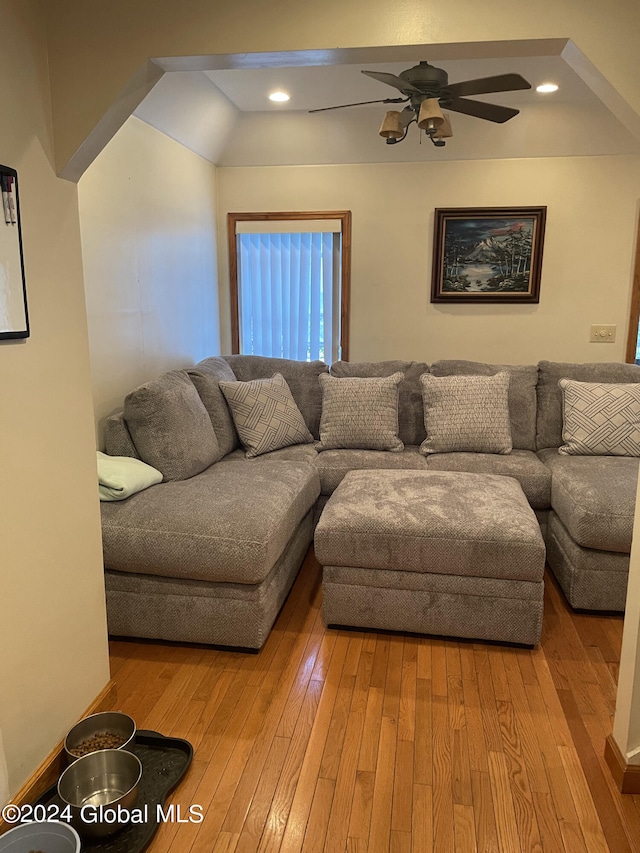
[133,47,640,165]
[204,56,594,112]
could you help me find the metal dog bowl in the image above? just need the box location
[0,820,81,852]
[64,710,136,763]
[57,748,142,838]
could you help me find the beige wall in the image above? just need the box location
[78,116,221,443]
[0,0,109,797]
[217,156,640,364]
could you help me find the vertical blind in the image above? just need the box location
[237,231,341,363]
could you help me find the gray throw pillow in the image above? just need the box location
[559,379,640,456]
[317,372,404,451]
[419,372,512,455]
[124,370,221,481]
[219,372,314,458]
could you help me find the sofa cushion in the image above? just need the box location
[316,445,428,494]
[224,355,328,439]
[220,373,314,458]
[419,372,512,455]
[537,448,639,552]
[124,370,221,481]
[318,372,404,452]
[100,458,320,584]
[559,379,640,456]
[188,357,239,456]
[330,360,430,446]
[430,360,538,451]
[426,449,551,509]
[536,360,640,449]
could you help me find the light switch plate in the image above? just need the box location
[590,324,616,343]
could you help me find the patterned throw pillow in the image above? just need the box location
[219,372,313,458]
[317,372,404,451]
[419,372,512,455]
[559,379,640,456]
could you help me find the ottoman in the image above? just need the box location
[314,469,546,645]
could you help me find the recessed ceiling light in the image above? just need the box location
[269,91,290,103]
[536,83,559,93]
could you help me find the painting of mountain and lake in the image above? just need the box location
[431,207,547,304]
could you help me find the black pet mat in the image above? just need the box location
[35,730,193,853]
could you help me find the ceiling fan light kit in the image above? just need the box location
[417,98,444,130]
[312,61,531,149]
[379,110,405,139]
[435,113,453,139]
[417,98,445,133]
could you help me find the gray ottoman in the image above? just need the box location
[314,469,546,645]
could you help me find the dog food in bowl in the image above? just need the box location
[69,731,127,757]
[63,712,135,763]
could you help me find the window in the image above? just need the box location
[228,212,351,362]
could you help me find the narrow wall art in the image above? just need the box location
[0,164,29,339]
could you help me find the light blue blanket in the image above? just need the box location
[97,451,163,501]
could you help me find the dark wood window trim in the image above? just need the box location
[625,217,640,363]
[227,210,351,361]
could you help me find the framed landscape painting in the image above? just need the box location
[431,206,546,303]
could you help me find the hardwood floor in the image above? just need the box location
[107,550,640,852]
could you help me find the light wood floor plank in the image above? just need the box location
[323,644,373,851]
[558,744,611,853]
[501,651,550,795]
[398,638,417,743]
[275,634,349,853]
[234,736,290,853]
[487,750,521,853]
[346,769,375,846]
[367,714,398,853]
[413,677,433,786]
[300,777,334,853]
[391,738,414,834]
[454,802,478,853]
[357,686,384,774]
[460,654,489,776]
[389,830,412,853]
[258,678,324,853]
[531,790,566,853]
[382,636,404,720]
[431,693,455,853]
[471,770,500,853]
[411,782,433,853]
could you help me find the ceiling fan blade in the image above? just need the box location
[309,96,406,113]
[447,97,520,123]
[448,73,531,97]
[361,69,422,94]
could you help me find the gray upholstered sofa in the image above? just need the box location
[100,354,640,648]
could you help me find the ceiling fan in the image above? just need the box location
[309,61,531,147]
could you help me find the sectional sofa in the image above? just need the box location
[99,355,640,648]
